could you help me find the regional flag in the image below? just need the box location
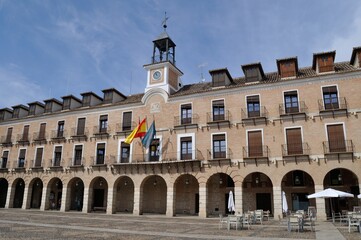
[141,121,156,148]
[124,118,147,144]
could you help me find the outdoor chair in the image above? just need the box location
[242,213,252,230]
[331,211,341,223]
[255,210,263,225]
[219,214,228,229]
[263,210,270,221]
[288,216,301,232]
[348,215,360,233]
[227,215,241,230]
[278,215,288,226]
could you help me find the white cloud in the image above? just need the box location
[0,65,46,107]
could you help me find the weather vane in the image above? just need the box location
[162,11,169,31]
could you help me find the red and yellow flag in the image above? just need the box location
[124,118,147,144]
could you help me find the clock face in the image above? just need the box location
[152,70,161,81]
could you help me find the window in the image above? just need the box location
[284,91,299,113]
[45,102,52,113]
[63,98,71,110]
[54,146,62,167]
[74,145,83,166]
[122,112,132,131]
[180,137,192,160]
[213,134,226,158]
[247,95,260,118]
[212,73,225,87]
[34,148,43,167]
[5,127,13,143]
[77,118,86,136]
[248,131,263,157]
[22,125,29,142]
[104,92,113,103]
[38,123,46,140]
[322,86,339,110]
[330,169,342,185]
[82,95,91,107]
[181,104,192,125]
[29,105,36,115]
[149,139,160,162]
[245,68,259,82]
[293,170,304,186]
[327,124,346,152]
[1,151,9,168]
[18,149,26,168]
[57,121,65,138]
[212,100,225,121]
[96,143,105,165]
[286,128,303,155]
[13,108,19,118]
[99,115,108,133]
[120,142,130,163]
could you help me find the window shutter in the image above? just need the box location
[39,123,46,139]
[55,146,62,153]
[327,124,346,152]
[247,95,259,103]
[2,151,9,158]
[97,143,105,150]
[286,128,303,154]
[322,86,337,93]
[19,149,26,159]
[213,100,224,107]
[100,115,108,121]
[248,131,263,157]
[77,118,86,135]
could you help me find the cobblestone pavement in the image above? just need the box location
[0,209,353,240]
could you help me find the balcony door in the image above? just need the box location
[286,128,303,155]
[327,124,346,152]
[248,131,263,157]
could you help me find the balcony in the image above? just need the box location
[33,132,47,144]
[243,145,270,166]
[30,159,43,172]
[279,101,308,122]
[207,148,232,166]
[70,127,88,141]
[68,157,85,171]
[115,122,137,137]
[92,125,111,139]
[110,150,203,174]
[281,143,310,163]
[241,106,268,125]
[49,158,64,171]
[0,135,13,147]
[16,134,30,146]
[323,140,354,161]
[50,130,67,143]
[206,111,231,129]
[173,114,199,131]
[90,155,112,170]
[318,97,348,117]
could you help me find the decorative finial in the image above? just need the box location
[162,11,169,31]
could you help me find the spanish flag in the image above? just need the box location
[124,118,147,144]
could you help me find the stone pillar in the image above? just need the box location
[40,187,47,211]
[133,187,141,215]
[22,187,30,209]
[273,186,282,219]
[198,185,207,218]
[166,187,174,217]
[82,187,89,213]
[106,188,114,214]
[314,184,326,220]
[234,186,242,214]
[5,186,13,208]
[60,186,67,212]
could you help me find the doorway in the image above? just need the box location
[256,193,272,214]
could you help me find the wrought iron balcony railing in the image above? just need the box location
[282,142,310,156]
[243,145,269,158]
[323,140,354,154]
[206,110,231,123]
[174,114,199,126]
[279,101,308,115]
[51,130,67,139]
[318,97,347,112]
[207,148,232,160]
[241,106,268,119]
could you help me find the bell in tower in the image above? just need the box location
[152,14,176,65]
[144,13,183,95]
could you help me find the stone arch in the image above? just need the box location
[0,178,8,208]
[206,172,234,216]
[281,169,315,213]
[174,174,199,216]
[141,88,169,105]
[28,177,43,209]
[242,171,273,214]
[88,176,108,213]
[323,168,359,215]
[45,177,63,210]
[113,176,134,213]
[140,175,167,214]
[66,177,84,211]
[12,178,25,208]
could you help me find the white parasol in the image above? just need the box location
[228,190,235,213]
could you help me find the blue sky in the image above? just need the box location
[0,0,360,108]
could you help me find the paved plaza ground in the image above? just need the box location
[0,209,359,240]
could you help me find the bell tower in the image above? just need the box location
[144,13,183,95]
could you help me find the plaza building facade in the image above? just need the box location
[0,31,361,220]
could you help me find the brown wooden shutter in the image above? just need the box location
[35,148,43,167]
[213,100,224,107]
[322,86,337,94]
[2,151,9,158]
[6,128,12,142]
[247,95,259,103]
[77,118,86,135]
[213,134,225,141]
[122,112,132,130]
[97,143,105,150]
[23,125,29,141]
[286,128,303,155]
[248,131,263,157]
[39,123,46,139]
[327,124,346,152]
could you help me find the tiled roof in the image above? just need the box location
[171,61,358,98]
